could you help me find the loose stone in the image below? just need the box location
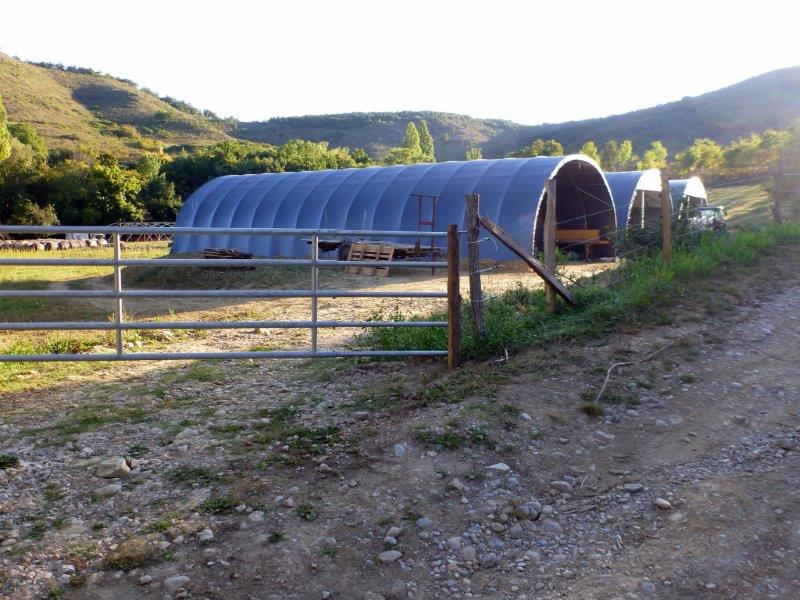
[164,575,191,593]
[654,498,672,510]
[378,550,402,563]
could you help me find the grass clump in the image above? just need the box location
[199,496,237,514]
[414,424,492,450]
[24,404,150,441]
[296,503,318,521]
[0,454,20,469]
[166,466,222,487]
[580,402,605,417]
[365,225,800,361]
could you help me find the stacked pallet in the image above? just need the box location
[345,242,394,276]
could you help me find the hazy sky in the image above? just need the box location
[3,1,797,124]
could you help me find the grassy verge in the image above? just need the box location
[709,181,771,228]
[365,224,800,361]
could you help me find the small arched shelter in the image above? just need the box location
[669,177,708,214]
[172,155,617,261]
[605,169,664,230]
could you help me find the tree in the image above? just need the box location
[674,138,725,174]
[617,140,635,170]
[601,140,620,170]
[579,141,601,162]
[8,198,59,226]
[83,158,145,224]
[512,138,564,157]
[139,174,181,221]
[418,120,436,161]
[600,139,635,171]
[135,153,163,180]
[0,95,11,163]
[465,146,483,160]
[403,122,421,154]
[384,122,429,165]
[7,123,47,167]
[638,141,669,170]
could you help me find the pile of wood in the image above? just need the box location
[202,248,255,270]
[0,238,109,251]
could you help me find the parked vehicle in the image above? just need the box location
[690,206,727,232]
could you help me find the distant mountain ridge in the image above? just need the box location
[1,51,798,162]
[233,67,800,160]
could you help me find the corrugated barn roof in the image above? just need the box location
[172,155,616,260]
[605,169,663,227]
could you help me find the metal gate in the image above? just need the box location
[0,225,461,365]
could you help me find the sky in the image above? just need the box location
[2,0,798,125]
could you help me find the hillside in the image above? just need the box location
[234,67,800,160]
[0,53,229,159]
[517,66,800,155]
[233,111,527,162]
[2,51,798,163]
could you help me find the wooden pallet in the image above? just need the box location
[345,242,394,276]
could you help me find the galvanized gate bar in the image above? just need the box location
[310,233,319,353]
[112,232,124,354]
[0,225,457,363]
[0,350,449,362]
[0,320,448,331]
[0,225,449,237]
[0,258,448,268]
[0,290,447,298]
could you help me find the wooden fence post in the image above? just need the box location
[466,194,485,339]
[659,172,672,263]
[447,224,461,369]
[774,155,785,224]
[544,178,557,313]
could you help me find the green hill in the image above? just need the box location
[233,112,527,162]
[234,67,800,160]
[515,67,800,156]
[0,53,230,159]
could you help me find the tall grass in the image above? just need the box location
[364,224,800,360]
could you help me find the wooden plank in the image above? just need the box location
[659,173,673,263]
[375,245,394,277]
[555,229,601,242]
[466,194,486,339]
[447,224,461,369]
[478,214,575,305]
[345,243,364,274]
[544,178,557,312]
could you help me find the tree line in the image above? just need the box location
[1,93,797,228]
[508,129,794,177]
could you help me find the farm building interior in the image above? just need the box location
[172,155,617,262]
[531,159,617,259]
[605,169,664,231]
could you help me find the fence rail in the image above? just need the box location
[0,225,460,364]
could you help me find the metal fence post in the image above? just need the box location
[112,233,124,356]
[311,233,319,355]
[447,224,461,369]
